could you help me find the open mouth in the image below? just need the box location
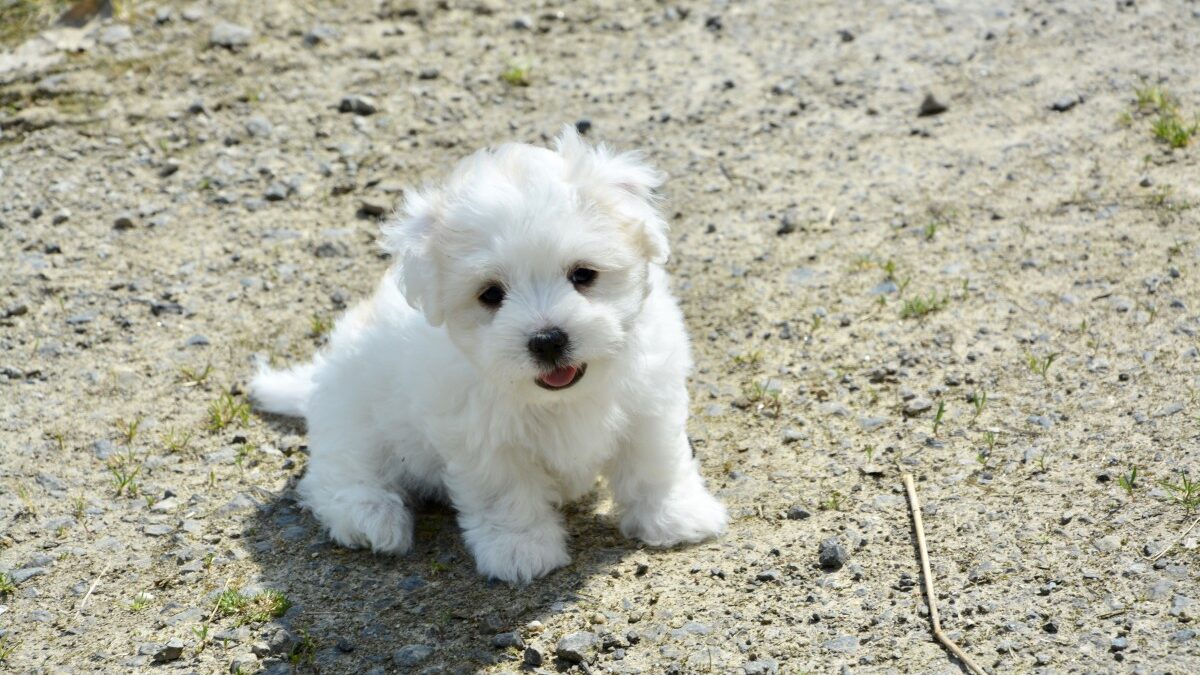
[535,363,587,390]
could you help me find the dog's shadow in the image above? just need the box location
[244,417,640,673]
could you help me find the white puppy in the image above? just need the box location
[250,127,727,583]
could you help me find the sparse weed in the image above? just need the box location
[863,445,875,463]
[501,62,532,87]
[819,491,843,511]
[881,259,897,281]
[179,363,213,386]
[108,451,141,498]
[970,391,987,420]
[114,416,142,445]
[900,293,948,319]
[0,572,15,596]
[429,560,451,577]
[207,393,250,432]
[931,401,946,435]
[1135,84,1174,113]
[923,222,938,241]
[0,635,15,662]
[235,443,258,469]
[983,430,997,453]
[1152,111,1198,148]
[733,350,764,366]
[215,589,293,625]
[164,428,194,454]
[309,314,332,339]
[72,495,87,522]
[1132,84,1197,149]
[289,630,318,666]
[129,592,153,612]
[1118,466,1139,498]
[1158,473,1200,514]
[16,483,37,517]
[1026,353,1059,380]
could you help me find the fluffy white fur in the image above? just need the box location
[250,127,727,584]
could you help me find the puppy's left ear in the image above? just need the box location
[556,125,671,264]
[381,190,446,327]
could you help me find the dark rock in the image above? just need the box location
[756,569,781,582]
[786,505,811,520]
[153,638,185,663]
[556,631,597,663]
[492,631,524,649]
[393,644,432,668]
[338,96,378,116]
[819,537,849,570]
[210,22,253,49]
[1050,95,1082,112]
[523,647,542,667]
[777,209,797,235]
[918,94,948,117]
[114,214,136,230]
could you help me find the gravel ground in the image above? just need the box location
[2,1,1200,673]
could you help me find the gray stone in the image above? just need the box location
[1170,595,1194,620]
[819,537,849,570]
[143,524,174,536]
[903,397,932,416]
[303,26,338,46]
[229,653,257,673]
[185,334,210,347]
[98,25,133,45]
[393,644,433,668]
[869,280,899,295]
[265,183,289,201]
[743,659,779,674]
[245,116,272,138]
[1050,95,1081,112]
[786,505,811,520]
[211,22,253,49]
[1027,415,1054,429]
[339,96,378,116]
[492,631,524,649]
[555,631,597,663]
[10,567,47,584]
[822,635,858,653]
[755,569,781,582]
[153,638,185,662]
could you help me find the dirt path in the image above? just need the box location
[2,1,1198,673]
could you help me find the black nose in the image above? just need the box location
[527,328,570,365]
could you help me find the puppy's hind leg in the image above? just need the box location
[297,443,415,555]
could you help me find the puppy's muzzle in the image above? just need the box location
[527,327,570,367]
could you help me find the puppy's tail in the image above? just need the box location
[249,360,320,418]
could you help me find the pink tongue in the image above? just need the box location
[539,366,577,388]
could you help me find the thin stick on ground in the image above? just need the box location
[902,473,992,675]
[74,561,112,620]
[1148,516,1200,562]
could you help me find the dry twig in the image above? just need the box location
[1148,516,1200,562]
[903,474,991,675]
[74,561,112,620]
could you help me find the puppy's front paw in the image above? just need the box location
[321,487,414,554]
[620,485,728,547]
[466,523,569,584]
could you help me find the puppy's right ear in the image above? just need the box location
[381,190,446,327]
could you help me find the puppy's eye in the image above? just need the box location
[570,267,597,288]
[478,284,505,308]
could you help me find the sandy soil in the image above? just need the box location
[2,1,1199,673]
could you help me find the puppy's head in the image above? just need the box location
[383,126,668,400]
